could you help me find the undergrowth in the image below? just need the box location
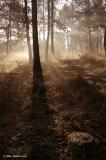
[0,54,106,159]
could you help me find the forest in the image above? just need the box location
[0,0,106,159]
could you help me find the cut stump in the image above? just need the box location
[67,132,97,160]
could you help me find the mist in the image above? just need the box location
[0,0,106,159]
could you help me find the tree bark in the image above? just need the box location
[88,27,92,53]
[104,27,106,55]
[32,0,45,94]
[42,0,45,42]
[6,26,9,55]
[45,0,50,61]
[51,0,54,55]
[24,0,32,63]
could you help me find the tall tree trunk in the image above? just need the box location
[45,0,50,60]
[9,13,12,43]
[32,0,45,94]
[99,28,102,53]
[66,29,69,52]
[88,27,92,53]
[104,27,106,55]
[17,19,20,40]
[51,0,54,55]
[6,26,9,55]
[43,0,45,42]
[24,0,32,63]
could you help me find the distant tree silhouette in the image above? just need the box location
[24,0,32,63]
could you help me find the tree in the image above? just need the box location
[24,0,32,63]
[0,0,26,55]
[51,0,55,55]
[92,0,106,55]
[45,0,51,60]
[32,0,45,94]
[73,0,106,54]
[104,27,106,55]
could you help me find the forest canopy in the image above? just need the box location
[0,0,106,59]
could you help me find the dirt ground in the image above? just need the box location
[0,55,106,159]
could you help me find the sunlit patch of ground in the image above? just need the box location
[41,51,81,63]
[55,51,81,60]
[0,50,29,72]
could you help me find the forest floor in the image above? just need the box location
[0,54,106,159]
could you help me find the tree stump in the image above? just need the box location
[67,132,97,160]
